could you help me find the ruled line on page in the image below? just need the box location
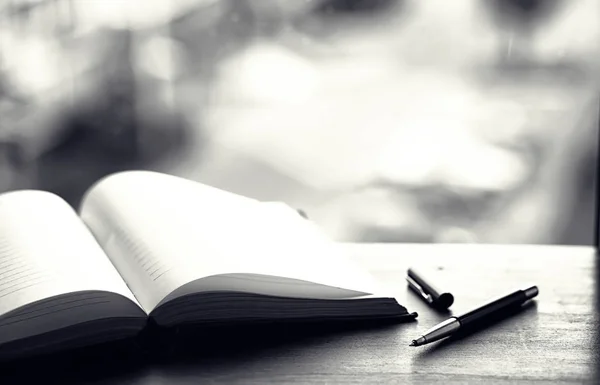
[0,270,44,288]
[113,224,174,283]
[0,260,30,278]
[0,277,53,300]
[143,260,162,274]
[152,269,172,281]
[0,272,47,295]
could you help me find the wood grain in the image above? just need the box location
[1,244,598,384]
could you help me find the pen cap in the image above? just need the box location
[407,267,454,309]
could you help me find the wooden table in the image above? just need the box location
[1,244,598,384]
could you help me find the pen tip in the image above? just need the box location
[409,340,417,347]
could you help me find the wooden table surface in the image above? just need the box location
[1,243,598,384]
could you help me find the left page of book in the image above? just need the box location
[0,190,145,347]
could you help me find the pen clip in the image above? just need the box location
[406,275,434,304]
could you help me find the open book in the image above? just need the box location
[0,171,416,358]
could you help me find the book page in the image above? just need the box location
[80,171,382,313]
[154,202,384,306]
[0,190,141,318]
[79,171,262,313]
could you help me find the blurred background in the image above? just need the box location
[1,0,599,244]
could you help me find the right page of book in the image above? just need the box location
[80,171,384,313]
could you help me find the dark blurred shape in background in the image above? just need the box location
[0,0,190,207]
[0,0,599,245]
[489,0,563,27]
[313,0,399,14]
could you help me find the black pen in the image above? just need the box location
[410,286,539,347]
[406,267,454,310]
